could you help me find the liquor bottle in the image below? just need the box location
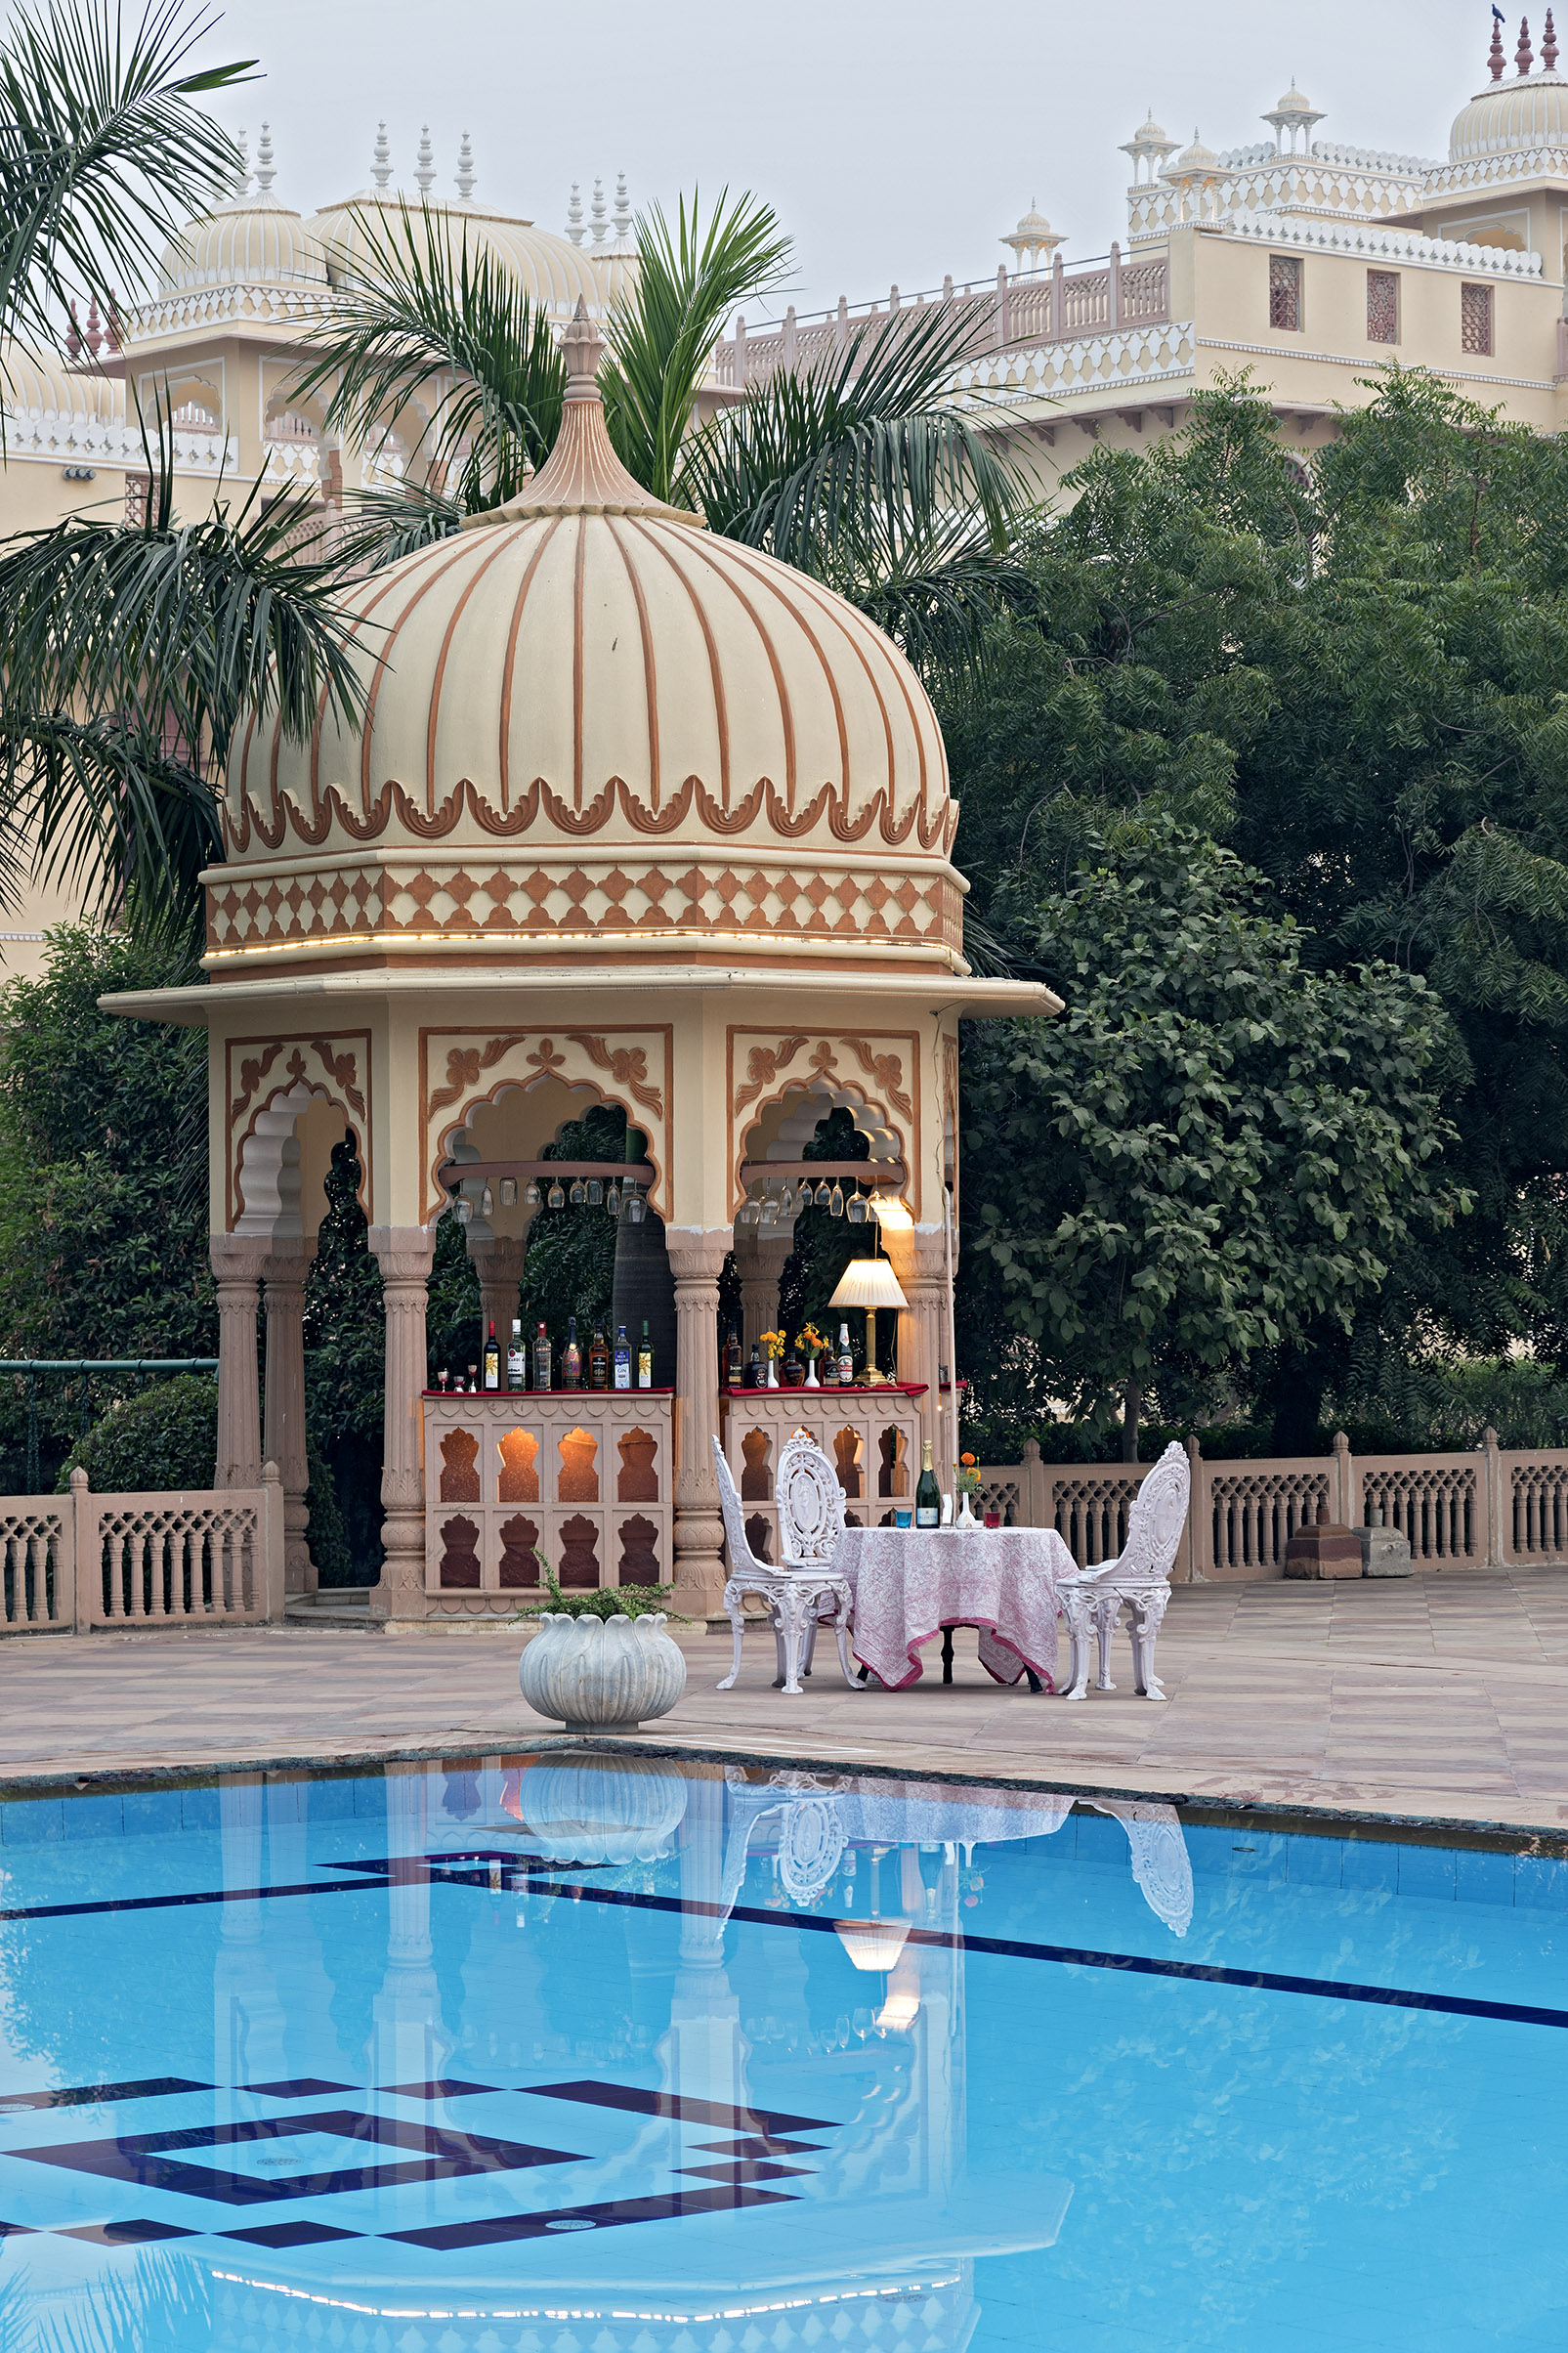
[637,1319,654,1388]
[614,1322,631,1390]
[563,1315,582,1390]
[837,1321,854,1386]
[747,1342,763,1389]
[725,1324,742,1389]
[915,1438,941,1528]
[507,1316,525,1390]
[532,1319,552,1390]
[588,1323,610,1390]
[483,1321,500,1390]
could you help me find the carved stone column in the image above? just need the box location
[666,1227,730,1612]
[368,1225,438,1621]
[468,1231,529,1370]
[210,1234,269,1490]
[881,1222,952,1478]
[734,1226,793,1354]
[262,1241,316,1596]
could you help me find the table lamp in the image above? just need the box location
[828,1259,908,1385]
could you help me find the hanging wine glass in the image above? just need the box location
[846,1187,867,1224]
[499,1177,517,1208]
[829,1180,845,1218]
[525,1177,541,1207]
[628,1187,647,1225]
[586,1176,603,1206]
[606,1178,621,1215]
[815,1177,832,1207]
[779,1180,795,1215]
[456,1197,474,1225]
[760,1196,780,1227]
[547,1178,566,1210]
[480,1182,494,1219]
[736,1195,759,1226]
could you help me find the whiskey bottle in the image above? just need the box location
[637,1319,654,1388]
[532,1319,552,1390]
[915,1439,941,1528]
[563,1316,582,1389]
[588,1323,610,1390]
[507,1316,525,1390]
[614,1322,631,1390]
[483,1320,500,1390]
[725,1324,742,1388]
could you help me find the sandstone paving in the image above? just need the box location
[2,1569,1568,1835]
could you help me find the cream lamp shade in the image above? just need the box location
[828,1261,908,1312]
[829,1259,908,1386]
[833,1918,911,1972]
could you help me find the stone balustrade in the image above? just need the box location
[974,1430,1568,1580]
[0,1465,284,1633]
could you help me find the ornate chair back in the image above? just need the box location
[1090,1440,1189,1583]
[712,1437,764,1576]
[775,1432,846,1570]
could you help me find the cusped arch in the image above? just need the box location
[233,1076,365,1240]
[737,1073,906,1214]
[423,1029,671,1223]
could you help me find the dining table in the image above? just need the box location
[833,1522,1077,1691]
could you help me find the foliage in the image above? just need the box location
[677,303,1032,678]
[600,190,790,503]
[302,1134,384,1578]
[0,0,251,363]
[959,816,1461,1453]
[518,1564,682,1622]
[0,406,363,936]
[56,1369,214,1490]
[305,1428,354,1584]
[292,200,569,556]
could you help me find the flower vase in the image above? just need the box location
[956,1492,979,1530]
[766,1359,779,1389]
[804,1357,821,1389]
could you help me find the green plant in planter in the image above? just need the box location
[516,1566,687,1622]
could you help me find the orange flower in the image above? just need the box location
[960,1452,976,1467]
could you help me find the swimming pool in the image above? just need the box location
[0,1752,1563,2350]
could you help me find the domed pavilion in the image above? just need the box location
[106,307,1055,1620]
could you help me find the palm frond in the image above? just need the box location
[602,189,791,501]
[330,477,462,576]
[291,200,565,515]
[677,304,1035,675]
[0,388,363,930]
[0,0,253,357]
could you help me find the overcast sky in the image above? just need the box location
[119,0,1509,314]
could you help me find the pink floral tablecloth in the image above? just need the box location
[834,1525,1075,1690]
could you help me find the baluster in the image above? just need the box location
[1051,251,1065,338]
[1110,239,1123,328]
[996,263,1008,348]
[783,304,797,371]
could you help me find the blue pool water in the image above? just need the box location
[0,1755,1564,2352]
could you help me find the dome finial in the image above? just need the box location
[566,181,584,245]
[1489,8,1506,75]
[414,125,436,196]
[590,176,608,245]
[254,120,275,199]
[371,121,392,193]
[613,171,632,242]
[560,295,604,396]
[1518,13,1535,70]
[455,131,476,204]
[1546,4,1559,64]
[232,126,250,200]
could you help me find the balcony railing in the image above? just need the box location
[714,246,1170,390]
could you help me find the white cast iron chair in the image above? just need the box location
[713,1433,857,1696]
[1057,1439,1190,1701]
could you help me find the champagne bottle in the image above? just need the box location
[915,1438,941,1528]
[563,1315,582,1390]
[638,1318,654,1389]
[507,1316,525,1390]
[483,1320,500,1390]
[532,1319,551,1390]
[725,1323,742,1389]
[837,1321,854,1386]
[588,1323,610,1390]
[614,1322,631,1390]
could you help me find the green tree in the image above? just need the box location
[959,819,1461,1457]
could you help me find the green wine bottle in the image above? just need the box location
[914,1438,941,1528]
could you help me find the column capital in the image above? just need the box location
[210,1231,271,1286]
[665,1226,732,1284]
[368,1224,439,1284]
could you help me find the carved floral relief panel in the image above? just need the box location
[420,1025,672,1220]
[726,1028,923,1216]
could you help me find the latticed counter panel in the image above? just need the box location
[423,1392,673,1608]
[719,1385,925,1564]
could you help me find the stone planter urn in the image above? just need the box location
[519,1611,686,1733]
[521,1754,688,1863]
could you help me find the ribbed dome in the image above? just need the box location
[219,307,955,975]
[1,341,123,418]
[156,196,327,294]
[306,193,604,312]
[1450,71,1568,158]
